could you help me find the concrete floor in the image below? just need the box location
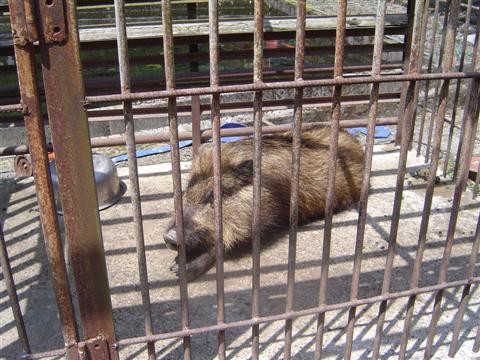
[1,143,480,359]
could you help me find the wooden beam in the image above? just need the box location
[77,14,407,43]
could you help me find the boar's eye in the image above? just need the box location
[205,189,214,204]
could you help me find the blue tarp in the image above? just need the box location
[111,123,389,164]
[346,125,391,138]
[111,122,247,164]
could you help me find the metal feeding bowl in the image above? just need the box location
[49,153,126,215]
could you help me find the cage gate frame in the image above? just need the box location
[1,0,480,359]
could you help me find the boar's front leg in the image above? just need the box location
[170,251,215,281]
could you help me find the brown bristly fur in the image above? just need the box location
[163,125,365,279]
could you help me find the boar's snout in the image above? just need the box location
[163,229,177,250]
[163,205,196,251]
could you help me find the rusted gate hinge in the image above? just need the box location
[9,0,67,46]
[77,336,114,360]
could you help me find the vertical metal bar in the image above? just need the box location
[37,1,118,357]
[191,95,202,157]
[313,1,347,359]
[208,1,226,358]
[0,222,31,354]
[442,0,473,177]
[407,0,430,151]
[416,0,441,157]
[395,0,416,146]
[459,21,480,189]
[425,7,449,164]
[251,0,264,358]
[187,2,199,73]
[399,0,461,355]
[7,1,79,358]
[370,0,427,358]
[424,7,478,357]
[113,1,155,358]
[283,1,306,359]
[474,159,480,199]
[463,107,480,193]
[161,1,192,358]
[474,324,480,352]
[449,213,480,356]
[343,1,387,358]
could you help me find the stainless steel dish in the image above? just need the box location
[49,153,126,214]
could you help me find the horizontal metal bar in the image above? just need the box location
[7,275,480,360]
[0,117,397,156]
[0,103,23,113]
[84,72,480,104]
[0,63,404,105]
[113,276,480,348]
[0,26,408,58]
[1,92,402,127]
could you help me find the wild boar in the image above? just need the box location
[163,125,365,280]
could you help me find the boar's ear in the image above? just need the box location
[233,159,254,185]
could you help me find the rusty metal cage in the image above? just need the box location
[1,0,479,359]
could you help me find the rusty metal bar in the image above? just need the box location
[424,7,449,164]
[0,103,23,113]
[462,102,480,193]
[314,0,347,359]
[416,0,440,157]
[208,0,226,358]
[0,222,31,354]
[371,0,427,358]
[37,0,118,357]
[0,92,400,130]
[187,2,199,73]
[395,0,415,145]
[7,1,80,358]
[191,95,202,156]
[424,6,478,356]
[474,326,480,353]
[474,159,480,199]
[113,0,155,358]
[449,213,480,356]
[0,63,404,105]
[84,71,480,104]
[442,0,473,177]
[108,276,480,348]
[161,1,192,358]
[1,91,403,129]
[7,275,480,360]
[251,0,264,358]
[454,16,480,183]
[0,118,399,157]
[399,1,460,357]
[406,0,429,151]
[283,1,306,359]
[344,1,387,358]
[1,91,402,127]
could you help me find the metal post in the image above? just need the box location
[113,0,155,358]
[191,95,202,156]
[161,0,192,358]
[283,1,306,358]
[208,1,226,358]
[251,0,264,358]
[7,1,80,358]
[36,0,118,357]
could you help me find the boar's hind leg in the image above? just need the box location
[170,252,216,281]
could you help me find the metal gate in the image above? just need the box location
[1,0,479,359]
